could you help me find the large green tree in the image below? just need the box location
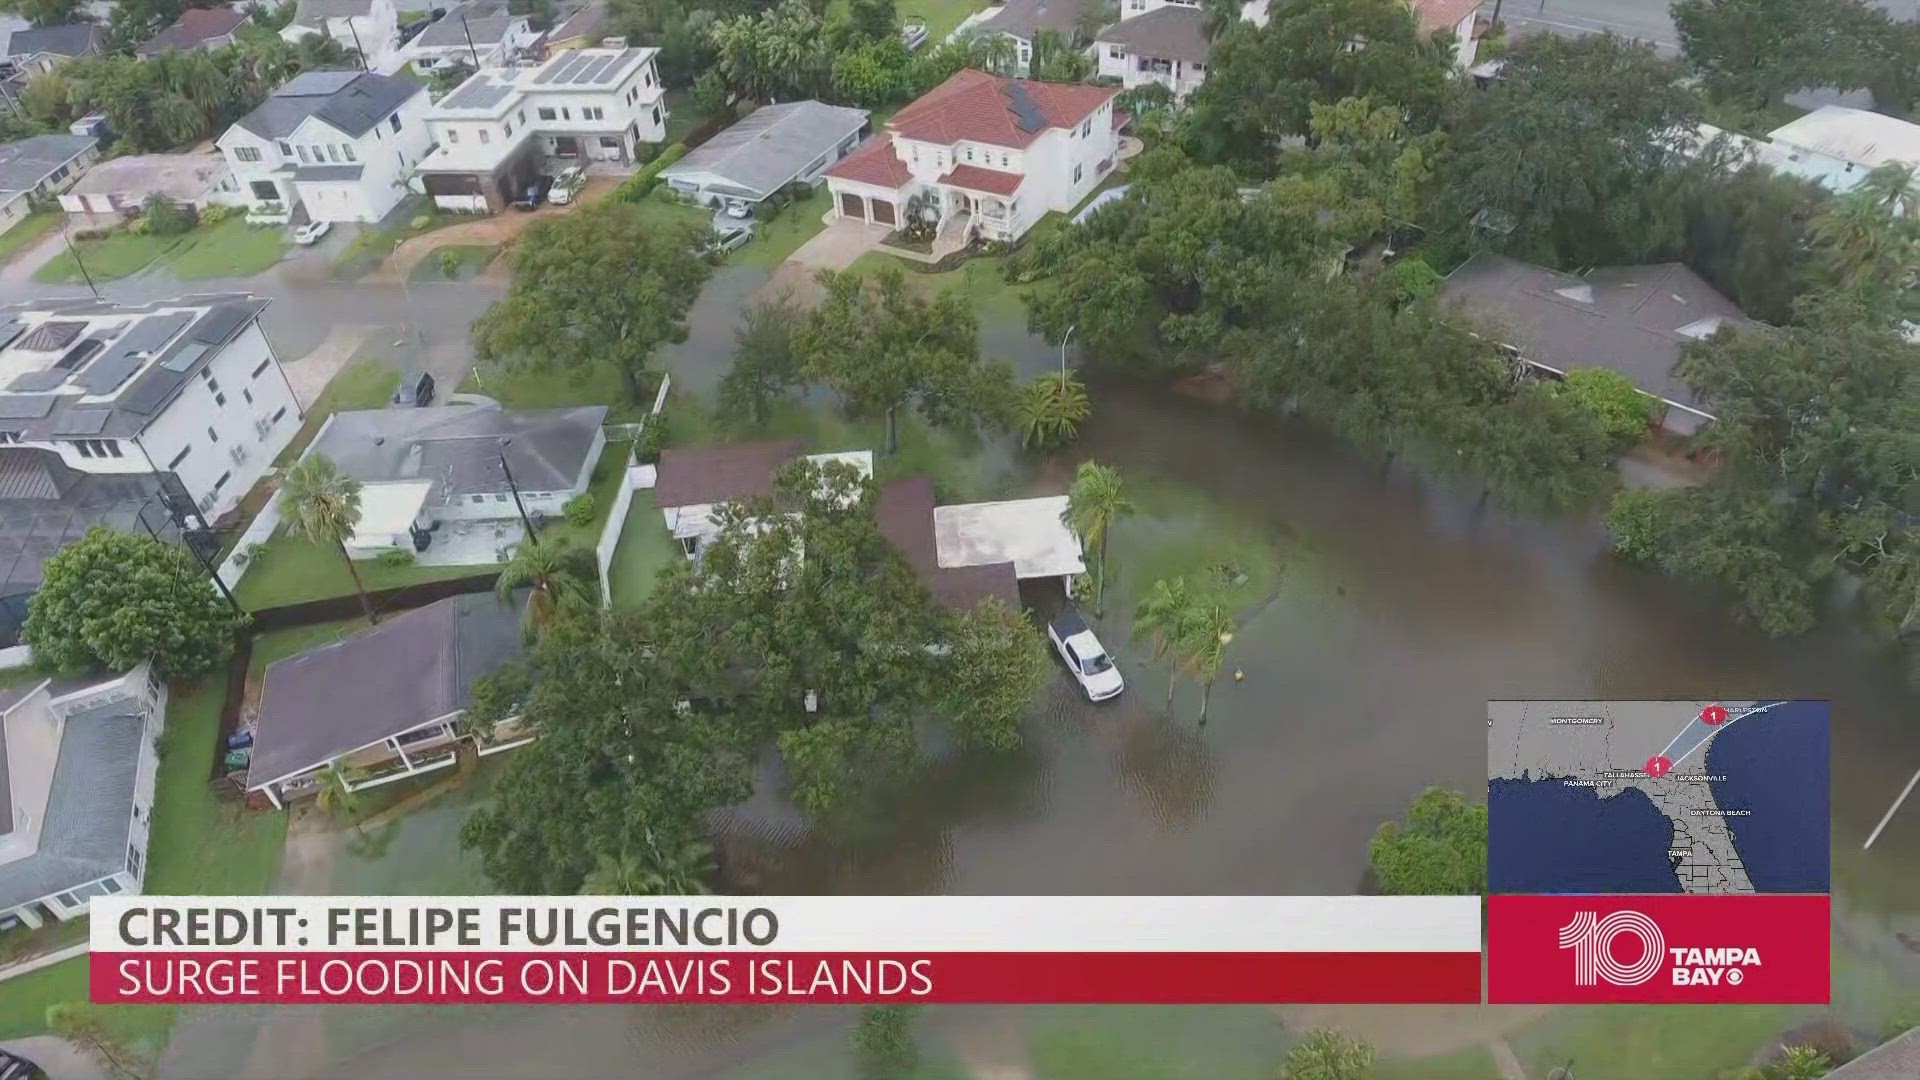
[1183,0,1453,174]
[23,527,235,682]
[473,201,712,406]
[716,296,808,429]
[1063,460,1133,612]
[0,0,84,27]
[1367,787,1487,895]
[1433,32,1698,267]
[1673,0,1914,114]
[794,267,1014,452]
[936,596,1048,752]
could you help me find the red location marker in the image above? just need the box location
[1645,755,1673,778]
[1699,703,1729,726]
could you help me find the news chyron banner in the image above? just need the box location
[1486,699,1832,1004]
[90,896,1485,1006]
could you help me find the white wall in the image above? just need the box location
[132,321,302,521]
[425,54,668,175]
[1097,43,1207,99]
[220,81,431,224]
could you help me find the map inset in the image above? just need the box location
[1488,700,1830,895]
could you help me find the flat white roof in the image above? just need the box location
[1767,105,1920,172]
[349,480,432,546]
[933,496,1085,580]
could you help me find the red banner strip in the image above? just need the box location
[92,950,1482,1005]
[1487,893,1830,1004]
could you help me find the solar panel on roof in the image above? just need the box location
[1003,84,1045,134]
[77,351,142,395]
[570,56,614,84]
[0,321,25,350]
[7,370,66,392]
[115,313,192,354]
[530,56,573,84]
[0,395,55,420]
[187,303,252,345]
[54,409,108,435]
[159,341,209,373]
[116,369,186,416]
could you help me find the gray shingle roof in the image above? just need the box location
[233,70,422,140]
[661,100,869,201]
[1437,254,1762,416]
[0,134,95,198]
[416,3,520,47]
[0,703,142,910]
[5,24,105,58]
[976,0,1095,41]
[310,404,609,504]
[1828,1028,1920,1079]
[248,593,527,787]
[292,0,377,23]
[135,6,248,55]
[1095,5,1212,64]
[550,0,606,41]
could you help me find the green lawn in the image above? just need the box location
[609,490,677,609]
[163,216,290,279]
[33,229,189,283]
[0,673,288,1052]
[461,361,656,423]
[274,358,400,471]
[410,243,495,282]
[732,191,831,269]
[1508,1005,1793,1080]
[1099,475,1291,622]
[896,0,991,42]
[333,201,469,278]
[664,89,710,146]
[0,209,61,263]
[847,212,1064,326]
[1373,1046,1503,1080]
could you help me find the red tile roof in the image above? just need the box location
[825,132,913,189]
[938,163,1023,196]
[1409,0,1478,34]
[888,69,1118,150]
[875,477,1019,610]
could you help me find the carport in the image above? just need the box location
[932,495,1085,594]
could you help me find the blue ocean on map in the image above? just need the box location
[1706,700,1829,892]
[1488,778,1685,893]
[1489,700,1831,894]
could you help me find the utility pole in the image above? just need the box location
[1060,323,1075,390]
[140,504,243,616]
[461,14,481,69]
[57,216,99,301]
[499,443,537,542]
[346,21,371,71]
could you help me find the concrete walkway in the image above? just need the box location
[1492,1038,1529,1080]
[752,213,890,306]
[0,1034,109,1080]
[279,324,370,408]
[0,229,72,286]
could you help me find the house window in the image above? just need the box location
[538,107,556,120]
[127,843,142,878]
[390,114,402,132]
[296,145,310,163]
[1073,163,1083,182]
[272,406,287,423]
[478,128,491,144]
[504,122,512,137]
[207,426,219,443]
[0,432,17,444]
[213,470,231,492]
[1108,45,1124,59]
[518,110,526,124]
[599,136,621,149]
[101,877,123,895]
[242,388,252,404]
[248,179,278,200]
[325,144,340,163]
[342,144,356,162]
[167,445,190,469]
[277,141,292,156]
[494,493,509,502]
[251,358,270,379]
[235,146,261,162]
[679,536,697,557]
[75,440,92,458]
[561,107,571,120]
[1081,119,1091,137]
[214,392,227,406]
[471,494,486,504]
[965,147,974,161]
[447,129,459,144]
[1000,153,1009,166]
[650,105,660,125]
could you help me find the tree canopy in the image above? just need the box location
[1367,787,1487,895]
[1673,0,1919,115]
[473,200,713,405]
[24,527,236,682]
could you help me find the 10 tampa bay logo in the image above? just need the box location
[1559,910,1763,987]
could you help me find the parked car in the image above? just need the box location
[0,1047,46,1080]
[292,220,331,246]
[391,370,435,408]
[900,16,928,50]
[512,175,553,210]
[548,166,586,205]
[709,225,753,254]
[1046,607,1124,702]
[722,197,752,219]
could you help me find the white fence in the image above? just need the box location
[594,373,671,607]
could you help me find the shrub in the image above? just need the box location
[614,142,688,202]
[1559,366,1653,449]
[410,213,433,229]
[140,193,196,236]
[1382,256,1441,305]
[854,1005,920,1079]
[199,203,237,225]
[562,492,596,528]
[650,183,682,204]
[439,249,462,277]
[377,548,416,568]
[634,421,666,465]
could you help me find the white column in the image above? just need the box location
[13,905,41,930]
[389,736,416,772]
[264,784,283,810]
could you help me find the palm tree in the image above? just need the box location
[1176,600,1235,727]
[1810,189,1919,292]
[580,835,716,895]
[1856,161,1920,218]
[279,454,377,624]
[1013,372,1092,448]
[496,538,597,635]
[580,850,651,895]
[1132,576,1198,710]
[313,763,360,821]
[1062,461,1134,614]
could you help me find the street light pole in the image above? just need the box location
[1060,323,1076,390]
[58,216,100,301]
[499,444,537,543]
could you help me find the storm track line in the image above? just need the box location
[1664,700,1787,771]
[1864,767,1920,851]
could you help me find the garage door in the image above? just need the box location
[870,200,896,226]
[839,192,864,218]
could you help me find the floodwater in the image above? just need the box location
[161,371,1920,1077]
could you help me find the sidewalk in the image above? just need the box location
[0,229,72,286]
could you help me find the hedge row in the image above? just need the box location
[615,143,689,203]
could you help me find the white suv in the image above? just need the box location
[1047,607,1124,702]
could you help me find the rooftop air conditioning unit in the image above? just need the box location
[599,36,628,48]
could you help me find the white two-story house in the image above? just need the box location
[414,47,668,212]
[1095,0,1212,100]
[0,295,303,523]
[396,1,540,73]
[825,69,1119,243]
[280,0,402,70]
[217,69,433,224]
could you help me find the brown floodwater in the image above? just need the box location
[162,379,1920,1079]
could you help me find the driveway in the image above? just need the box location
[751,215,890,306]
[365,177,622,283]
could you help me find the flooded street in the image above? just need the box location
[158,329,1920,1077]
